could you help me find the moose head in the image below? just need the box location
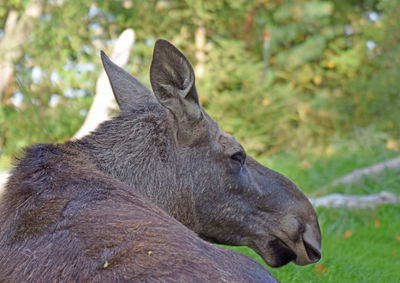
[75,39,321,267]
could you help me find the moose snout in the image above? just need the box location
[293,223,321,265]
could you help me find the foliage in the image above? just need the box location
[199,0,400,155]
[1,0,400,165]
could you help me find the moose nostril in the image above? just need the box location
[303,240,321,263]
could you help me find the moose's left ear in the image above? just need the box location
[150,39,201,123]
[101,51,155,110]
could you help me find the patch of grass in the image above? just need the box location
[226,140,400,282]
[320,168,400,196]
[227,204,400,282]
[257,140,399,195]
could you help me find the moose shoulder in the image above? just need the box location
[0,144,277,282]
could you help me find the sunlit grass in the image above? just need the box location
[227,204,400,282]
[227,136,400,281]
[257,137,399,195]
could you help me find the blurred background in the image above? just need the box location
[0,0,399,281]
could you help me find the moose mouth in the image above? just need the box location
[267,238,297,267]
[293,236,322,265]
[250,238,296,267]
[251,236,321,267]
[302,239,322,264]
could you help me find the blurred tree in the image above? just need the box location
[0,0,399,170]
[0,0,45,99]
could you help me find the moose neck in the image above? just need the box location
[69,104,200,232]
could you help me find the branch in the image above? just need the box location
[310,191,399,209]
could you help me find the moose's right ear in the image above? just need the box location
[101,51,154,110]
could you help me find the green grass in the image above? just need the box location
[258,140,399,195]
[321,168,400,196]
[226,138,400,282]
[227,204,400,282]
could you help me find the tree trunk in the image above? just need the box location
[194,21,206,78]
[0,0,46,100]
[310,191,398,209]
[73,29,135,139]
[0,171,9,198]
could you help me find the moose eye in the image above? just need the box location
[231,152,246,166]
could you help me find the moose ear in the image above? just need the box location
[100,51,154,110]
[150,39,201,123]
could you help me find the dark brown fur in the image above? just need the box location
[0,144,277,282]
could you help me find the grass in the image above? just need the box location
[257,139,399,195]
[226,138,400,282]
[228,204,400,282]
[320,168,400,196]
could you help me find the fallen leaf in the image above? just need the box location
[312,191,323,197]
[199,95,208,104]
[313,147,323,156]
[313,76,323,86]
[343,229,353,239]
[262,98,270,106]
[325,146,334,157]
[374,219,381,228]
[315,264,328,274]
[386,139,399,151]
[327,61,335,69]
[298,160,312,170]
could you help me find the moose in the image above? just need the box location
[0,144,278,282]
[0,39,321,281]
